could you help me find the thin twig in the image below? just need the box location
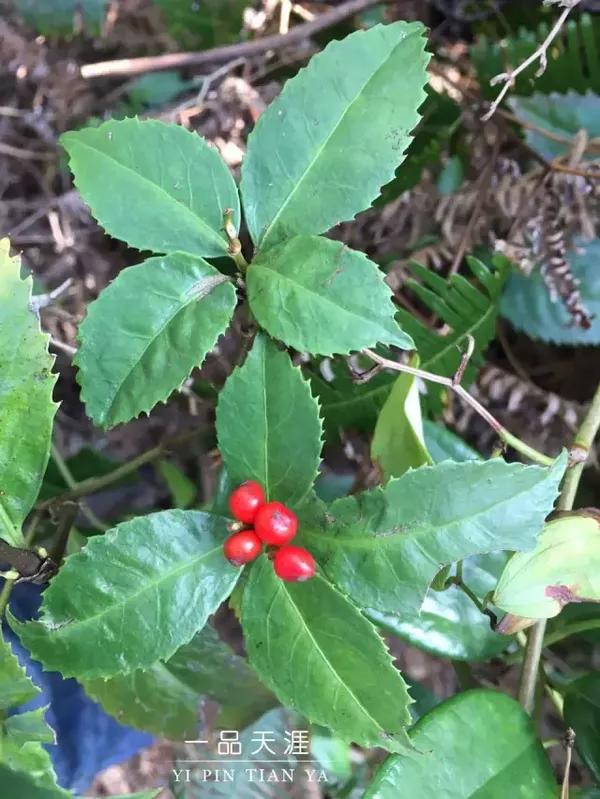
[558,382,600,511]
[561,729,576,799]
[362,348,554,466]
[37,427,204,509]
[51,444,107,531]
[518,381,600,715]
[497,108,600,156]
[482,0,583,121]
[0,142,54,161]
[80,0,385,80]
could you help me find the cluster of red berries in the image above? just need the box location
[223,481,315,582]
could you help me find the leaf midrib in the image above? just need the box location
[257,28,417,247]
[276,574,386,735]
[304,467,554,554]
[92,269,231,423]
[42,543,226,635]
[71,139,227,252]
[252,262,406,343]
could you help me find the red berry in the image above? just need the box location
[228,481,265,524]
[273,546,315,582]
[223,529,262,566]
[255,502,298,546]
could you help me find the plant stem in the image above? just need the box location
[498,429,554,468]
[558,382,600,511]
[223,208,248,273]
[518,621,546,714]
[518,381,600,715]
[50,444,106,531]
[0,512,42,618]
[38,428,204,510]
[363,349,554,466]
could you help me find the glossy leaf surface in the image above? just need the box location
[75,253,236,428]
[365,690,557,798]
[11,510,240,679]
[301,455,565,615]
[242,556,413,753]
[216,334,322,507]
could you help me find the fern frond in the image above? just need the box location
[396,256,509,413]
[472,12,600,98]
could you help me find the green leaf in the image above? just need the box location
[364,690,557,798]
[437,155,464,194]
[242,555,413,753]
[494,511,600,623]
[241,21,429,250]
[10,510,240,679]
[311,726,352,780]
[371,356,432,481]
[61,118,239,258]
[564,672,600,783]
[0,747,69,799]
[369,553,510,661]
[83,623,274,737]
[127,72,194,111]
[248,235,413,355]
[75,252,236,428]
[0,634,40,709]
[0,637,65,796]
[4,708,55,746]
[396,256,508,413]
[158,460,196,509]
[12,0,106,34]
[300,454,566,616]
[0,239,57,546]
[509,92,600,161]
[422,419,481,463]
[501,238,600,345]
[216,334,322,507]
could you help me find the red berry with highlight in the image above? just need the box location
[223,529,262,566]
[255,502,298,546]
[228,481,265,524]
[273,546,315,582]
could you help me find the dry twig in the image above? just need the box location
[80,0,385,80]
[482,0,583,121]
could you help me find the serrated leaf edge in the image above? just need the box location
[248,243,414,357]
[9,509,239,678]
[241,21,431,248]
[217,336,325,506]
[73,256,236,429]
[0,240,58,546]
[61,117,239,257]
[243,562,414,753]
